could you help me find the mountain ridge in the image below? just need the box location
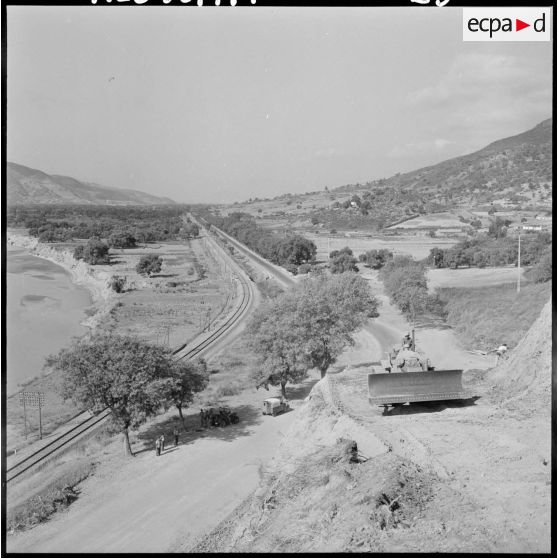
[7,162,176,206]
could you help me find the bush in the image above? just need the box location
[215,382,244,398]
[527,248,552,283]
[330,251,358,274]
[73,244,84,261]
[108,231,137,249]
[75,239,110,265]
[7,459,95,533]
[110,275,127,293]
[136,254,163,276]
[298,263,312,274]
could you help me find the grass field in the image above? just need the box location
[427,267,525,292]
[437,281,551,351]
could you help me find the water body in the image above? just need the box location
[6,247,93,395]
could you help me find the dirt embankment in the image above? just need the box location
[198,299,552,553]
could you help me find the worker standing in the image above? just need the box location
[495,343,508,365]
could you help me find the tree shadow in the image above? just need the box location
[283,377,320,401]
[382,396,481,416]
[133,403,263,454]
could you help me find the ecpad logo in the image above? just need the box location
[463,8,551,41]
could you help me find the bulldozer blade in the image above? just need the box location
[368,369,469,406]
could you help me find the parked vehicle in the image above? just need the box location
[262,397,290,416]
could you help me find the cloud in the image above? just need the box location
[405,51,552,141]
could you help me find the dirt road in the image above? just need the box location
[7,379,317,553]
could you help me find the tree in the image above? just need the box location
[297,273,379,377]
[359,249,393,270]
[246,294,309,397]
[330,252,359,273]
[108,231,137,249]
[488,217,510,239]
[136,254,163,276]
[46,334,177,456]
[247,273,379,387]
[77,238,110,265]
[166,358,209,425]
[180,222,199,240]
[428,247,445,268]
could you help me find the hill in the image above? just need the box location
[224,118,552,232]
[6,162,175,206]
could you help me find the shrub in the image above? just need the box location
[73,244,84,261]
[108,231,137,249]
[298,263,312,274]
[136,254,162,276]
[7,459,95,533]
[109,275,126,293]
[527,248,552,283]
[82,239,110,265]
[330,252,358,274]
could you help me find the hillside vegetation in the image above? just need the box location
[437,281,551,351]
[227,118,552,232]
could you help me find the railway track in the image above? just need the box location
[6,227,255,485]
[6,409,112,484]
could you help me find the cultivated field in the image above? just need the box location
[387,212,465,229]
[305,232,458,262]
[427,267,525,292]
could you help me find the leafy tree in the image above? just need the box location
[136,254,163,276]
[428,247,445,268]
[166,358,209,424]
[75,238,110,265]
[330,252,359,273]
[329,246,353,259]
[181,222,200,240]
[297,273,379,377]
[359,249,393,270]
[247,273,379,388]
[46,334,177,456]
[108,231,137,249]
[488,217,510,239]
[246,295,309,397]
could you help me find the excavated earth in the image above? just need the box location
[193,300,552,553]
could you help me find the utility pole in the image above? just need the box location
[517,233,521,294]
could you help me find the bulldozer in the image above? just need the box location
[368,330,470,413]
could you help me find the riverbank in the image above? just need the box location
[7,231,116,331]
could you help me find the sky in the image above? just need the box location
[7,6,553,204]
